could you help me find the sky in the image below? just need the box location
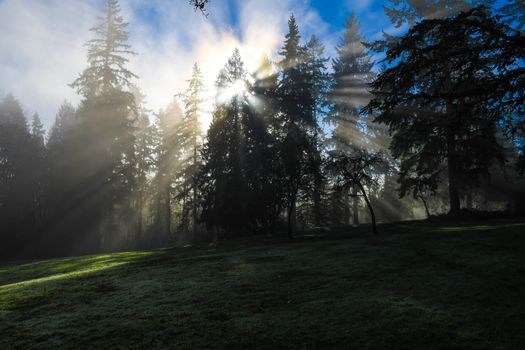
[0,0,396,131]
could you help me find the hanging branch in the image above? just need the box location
[189,0,209,17]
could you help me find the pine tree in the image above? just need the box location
[155,98,184,245]
[327,13,375,226]
[499,0,525,32]
[200,49,251,235]
[277,15,322,237]
[365,7,521,216]
[177,63,205,239]
[68,0,138,252]
[31,114,45,146]
[384,0,494,27]
[30,113,46,230]
[71,0,137,96]
[130,87,156,247]
[46,102,79,255]
[303,35,329,228]
[249,56,286,234]
[0,95,39,257]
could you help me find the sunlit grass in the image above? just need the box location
[1,220,524,349]
[436,222,525,232]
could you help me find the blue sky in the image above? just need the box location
[0,0,400,129]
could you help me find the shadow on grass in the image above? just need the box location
[0,219,524,349]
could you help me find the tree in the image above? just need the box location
[155,97,184,244]
[249,56,286,234]
[384,0,493,27]
[327,13,375,226]
[327,150,387,235]
[46,101,79,255]
[69,0,138,252]
[177,64,205,239]
[303,35,330,228]
[385,0,524,33]
[190,0,209,16]
[30,113,47,230]
[499,0,525,32]
[200,49,251,235]
[71,0,137,97]
[130,87,157,247]
[0,94,40,257]
[277,15,322,237]
[365,7,524,216]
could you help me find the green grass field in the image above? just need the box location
[1,220,524,349]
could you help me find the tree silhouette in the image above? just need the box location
[366,6,523,216]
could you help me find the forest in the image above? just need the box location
[0,0,524,259]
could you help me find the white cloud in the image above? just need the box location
[0,0,96,128]
[0,0,333,130]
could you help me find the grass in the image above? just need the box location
[1,220,525,349]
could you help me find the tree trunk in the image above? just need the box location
[193,146,198,240]
[313,180,322,227]
[166,188,171,237]
[446,130,461,217]
[421,196,431,218]
[352,185,359,226]
[357,182,377,235]
[137,193,143,248]
[343,188,350,226]
[466,191,473,210]
[287,199,296,239]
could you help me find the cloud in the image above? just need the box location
[0,0,96,128]
[0,0,332,131]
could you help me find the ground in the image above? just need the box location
[1,220,524,349]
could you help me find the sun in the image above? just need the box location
[231,79,248,96]
[216,79,249,105]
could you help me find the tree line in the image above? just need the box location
[1,0,523,259]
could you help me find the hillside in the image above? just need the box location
[1,221,525,349]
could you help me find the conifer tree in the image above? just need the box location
[327,13,375,226]
[200,49,251,235]
[155,98,184,244]
[249,56,286,234]
[302,35,329,228]
[365,7,521,216]
[30,113,46,229]
[177,63,205,238]
[131,87,156,247]
[46,102,79,254]
[277,16,322,237]
[0,95,39,257]
[384,0,493,27]
[499,0,525,32]
[68,0,137,252]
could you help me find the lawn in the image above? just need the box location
[1,220,524,349]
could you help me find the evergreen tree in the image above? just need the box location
[68,0,137,252]
[30,113,47,231]
[365,7,522,216]
[303,35,329,228]
[31,113,45,146]
[499,0,525,32]
[277,16,324,237]
[200,49,251,235]
[249,56,286,234]
[177,63,205,239]
[384,0,494,27]
[71,0,137,97]
[131,87,157,247]
[327,13,375,226]
[46,102,79,255]
[155,98,184,245]
[0,95,39,257]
